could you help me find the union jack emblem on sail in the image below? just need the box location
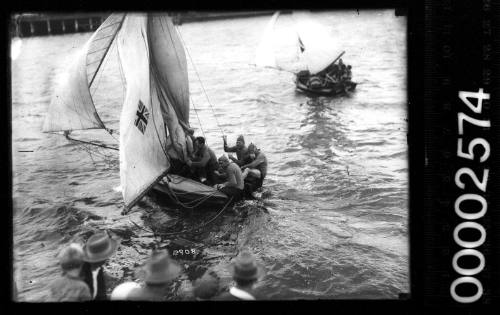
[134,100,149,134]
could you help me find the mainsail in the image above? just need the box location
[255,11,280,68]
[292,11,344,74]
[255,11,344,75]
[44,13,194,211]
[42,13,125,132]
[118,14,191,210]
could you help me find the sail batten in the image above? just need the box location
[87,14,126,87]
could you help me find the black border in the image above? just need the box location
[5,0,499,313]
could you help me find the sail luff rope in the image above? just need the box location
[175,26,225,137]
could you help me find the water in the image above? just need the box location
[12,10,408,300]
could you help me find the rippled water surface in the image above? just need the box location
[12,10,408,300]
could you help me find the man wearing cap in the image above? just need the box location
[47,243,91,302]
[124,250,181,301]
[223,135,250,167]
[80,231,119,300]
[241,143,268,197]
[216,250,264,300]
[215,155,244,203]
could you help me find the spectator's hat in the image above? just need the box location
[138,250,181,284]
[83,231,120,263]
[59,243,85,270]
[193,270,220,300]
[229,250,265,281]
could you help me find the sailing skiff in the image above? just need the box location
[43,13,229,213]
[255,11,357,96]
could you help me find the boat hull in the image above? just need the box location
[295,76,357,96]
[151,174,229,210]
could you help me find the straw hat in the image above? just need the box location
[83,231,120,263]
[229,250,265,281]
[193,270,220,300]
[138,250,181,284]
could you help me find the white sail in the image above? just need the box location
[148,15,190,162]
[292,11,344,74]
[42,13,125,133]
[118,14,193,210]
[255,11,280,68]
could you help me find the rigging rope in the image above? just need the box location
[190,98,206,139]
[65,133,119,151]
[127,195,234,238]
[175,26,225,137]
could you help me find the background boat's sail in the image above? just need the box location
[255,11,280,68]
[292,11,344,74]
[148,15,190,162]
[118,14,191,210]
[42,13,125,133]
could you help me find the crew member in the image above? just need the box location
[187,137,218,185]
[241,143,268,196]
[215,155,244,203]
[223,134,250,167]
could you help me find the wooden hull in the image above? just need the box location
[296,76,357,96]
[151,175,228,210]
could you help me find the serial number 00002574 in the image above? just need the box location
[450,88,490,303]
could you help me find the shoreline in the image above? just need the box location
[12,11,284,38]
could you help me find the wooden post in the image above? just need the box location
[46,19,51,34]
[61,20,66,32]
[30,22,34,35]
[75,19,79,32]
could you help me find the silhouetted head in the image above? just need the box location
[218,155,230,169]
[236,135,245,150]
[195,137,206,148]
[247,143,258,160]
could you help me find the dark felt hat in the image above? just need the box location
[229,250,265,281]
[83,231,119,263]
[138,250,181,284]
[193,270,220,300]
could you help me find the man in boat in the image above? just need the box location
[241,143,268,197]
[214,155,244,203]
[187,136,219,186]
[81,231,119,300]
[215,250,264,300]
[307,75,324,89]
[345,65,352,81]
[223,134,250,167]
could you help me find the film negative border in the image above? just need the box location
[423,0,500,306]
